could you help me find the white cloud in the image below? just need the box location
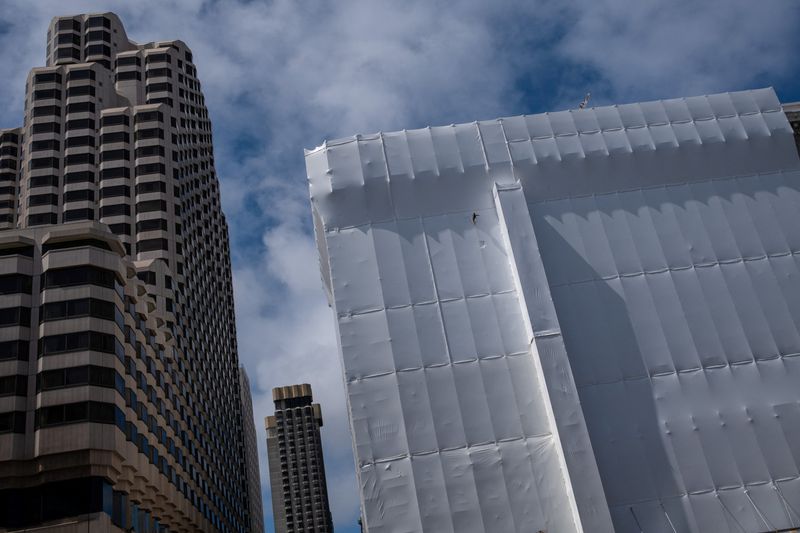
[0,1,796,531]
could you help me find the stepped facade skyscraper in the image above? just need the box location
[0,12,260,532]
[265,384,333,533]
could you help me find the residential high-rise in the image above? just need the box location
[307,88,800,532]
[240,367,265,533]
[0,12,260,532]
[265,384,333,533]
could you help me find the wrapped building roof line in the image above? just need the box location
[308,88,800,532]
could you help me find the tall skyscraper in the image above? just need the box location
[0,12,260,532]
[307,88,800,532]
[265,384,333,533]
[240,367,265,533]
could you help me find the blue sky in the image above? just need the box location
[0,1,798,531]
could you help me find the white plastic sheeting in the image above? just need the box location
[306,88,800,532]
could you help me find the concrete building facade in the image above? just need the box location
[0,12,259,532]
[265,384,333,533]
[307,89,800,532]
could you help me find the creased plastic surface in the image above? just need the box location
[307,88,800,532]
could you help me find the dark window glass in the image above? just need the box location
[85,30,110,43]
[64,153,94,166]
[67,69,95,81]
[145,68,171,79]
[56,47,81,60]
[38,331,119,357]
[100,185,130,199]
[32,105,61,118]
[146,53,171,64]
[30,175,59,188]
[31,122,60,135]
[27,213,58,226]
[57,33,81,46]
[0,411,25,433]
[134,111,163,124]
[0,375,27,396]
[63,208,94,222]
[101,132,129,144]
[57,19,81,32]
[66,118,95,131]
[0,246,32,258]
[64,189,94,202]
[136,219,168,232]
[67,101,95,114]
[0,340,29,361]
[109,223,131,236]
[134,128,164,141]
[29,157,58,170]
[65,135,94,148]
[0,274,32,295]
[0,146,17,156]
[100,167,130,180]
[0,307,31,327]
[41,298,115,322]
[28,193,58,207]
[100,149,129,162]
[146,97,173,107]
[0,173,15,183]
[64,171,94,184]
[0,159,17,170]
[0,186,15,196]
[31,139,60,151]
[42,239,111,254]
[33,72,62,84]
[115,71,141,82]
[135,163,165,176]
[116,56,141,67]
[135,145,165,158]
[101,114,129,127]
[136,200,166,213]
[100,203,131,217]
[0,132,19,144]
[137,238,169,252]
[135,181,166,195]
[33,89,61,101]
[41,265,118,290]
[86,16,111,29]
[66,85,95,98]
[146,83,172,93]
[85,44,111,57]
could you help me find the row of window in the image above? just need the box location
[0,274,32,295]
[0,375,26,397]
[34,400,119,428]
[0,410,25,433]
[38,330,124,359]
[37,364,122,392]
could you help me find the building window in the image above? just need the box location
[28,193,58,207]
[100,203,132,217]
[38,331,121,357]
[41,265,118,290]
[27,213,58,226]
[63,208,94,222]
[101,114,130,127]
[0,274,32,295]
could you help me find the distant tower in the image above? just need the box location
[266,384,333,533]
[240,367,265,533]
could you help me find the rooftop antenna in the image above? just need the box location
[579,92,591,109]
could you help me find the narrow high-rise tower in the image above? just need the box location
[265,384,333,533]
[0,12,260,532]
[240,367,265,533]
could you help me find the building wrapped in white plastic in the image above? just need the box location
[306,88,800,532]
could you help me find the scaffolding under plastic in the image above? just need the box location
[306,87,800,532]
